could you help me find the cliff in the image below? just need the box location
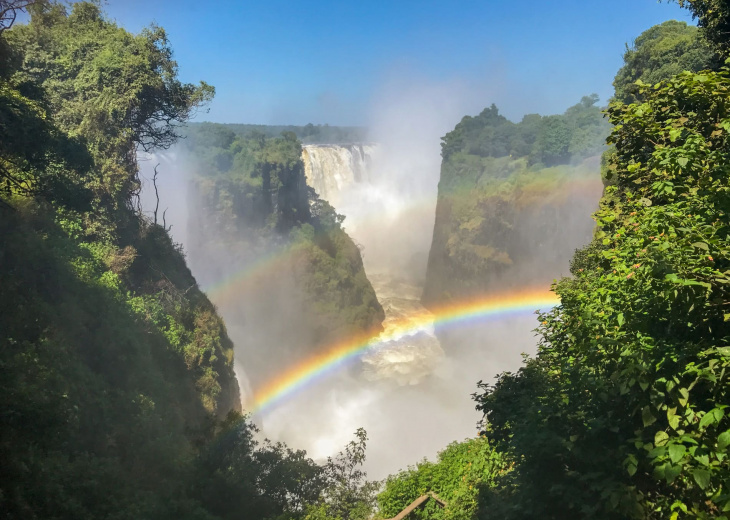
[181,125,384,393]
[423,98,608,308]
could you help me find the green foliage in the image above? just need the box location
[0,200,234,519]
[195,412,325,520]
[422,153,602,307]
[305,428,379,520]
[187,121,368,145]
[377,438,506,520]
[6,0,213,228]
[0,79,92,206]
[613,20,717,104]
[184,126,311,232]
[182,124,384,352]
[440,95,609,165]
[425,96,608,308]
[674,0,730,59]
[474,68,730,520]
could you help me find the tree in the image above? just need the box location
[613,20,716,103]
[305,428,379,520]
[0,0,35,34]
[377,437,506,520]
[195,413,325,520]
[0,79,92,205]
[674,0,730,58]
[6,1,214,217]
[534,115,572,165]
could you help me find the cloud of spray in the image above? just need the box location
[254,74,559,479]
[337,75,481,280]
[137,71,602,482]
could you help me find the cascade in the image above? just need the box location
[302,144,375,206]
[301,144,444,384]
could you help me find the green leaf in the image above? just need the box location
[692,242,709,251]
[677,157,689,167]
[627,461,637,476]
[678,388,690,407]
[668,407,680,430]
[665,463,682,484]
[694,452,709,466]
[643,406,657,427]
[700,408,724,429]
[692,468,711,490]
[718,431,730,450]
[668,444,685,463]
[655,431,669,446]
[617,313,625,327]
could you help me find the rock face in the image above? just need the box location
[423,155,604,308]
[181,129,384,398]
[421,97,611,309]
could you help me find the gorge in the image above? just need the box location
[212,127,604,476]
[3,2,729,518]
[133,107,608,479]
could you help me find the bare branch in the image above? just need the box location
[152,163,160,225]
[0,0,35,34]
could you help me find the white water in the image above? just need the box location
[302,144,376,207]
[302,144,445,384]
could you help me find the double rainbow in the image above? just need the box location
[247,287,560,415]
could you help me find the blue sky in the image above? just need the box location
[102,0,692,126]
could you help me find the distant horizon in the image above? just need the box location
[189,93,606,129]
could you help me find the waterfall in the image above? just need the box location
[301,144,444,385]
[302,144,376,206]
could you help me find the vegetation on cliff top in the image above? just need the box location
[612,20,717,104]
[187,121,369,145]
[440,94,609,166]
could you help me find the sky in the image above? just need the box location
[100,0,692,126]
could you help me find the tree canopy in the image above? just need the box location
[440,95,609,166]
[613,20,716,103]
[5,0,213,224]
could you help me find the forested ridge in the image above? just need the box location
[186,121,369,145]
[2,0,730,519]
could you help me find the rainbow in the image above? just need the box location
[204,246,295,307]
[247,287,560,415]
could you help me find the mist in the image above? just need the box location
[137,71,602,481]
